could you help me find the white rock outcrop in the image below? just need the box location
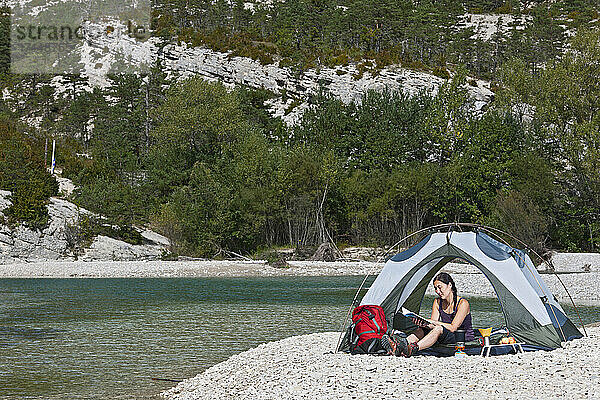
[0,194,82,263]
[540,252,600,273]
[457,13,530,41]
[0,190,170,263]
[81,234,165,261]
[340,246,388,261]
[158,43,494,124]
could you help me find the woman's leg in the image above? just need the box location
[416,325,444,351]
[396,327,429,357]
[406,327,426,344]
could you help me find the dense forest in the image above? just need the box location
[1,1,599,258]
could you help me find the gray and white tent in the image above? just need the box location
[341,228,582,351]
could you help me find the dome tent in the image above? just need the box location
[339,226,583,352]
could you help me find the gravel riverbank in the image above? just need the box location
[162,328,600,400]
[0,260,379,278]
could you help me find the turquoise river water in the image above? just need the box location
[1,277,598,399]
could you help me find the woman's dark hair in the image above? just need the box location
[434,272,457,310]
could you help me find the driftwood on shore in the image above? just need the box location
[310,243,339,262]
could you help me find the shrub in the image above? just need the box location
[98,224,149,245]
[73,178,149,226]
[490,190,550,255]
[256,249,289,268]
[64,213,97,256]
[495,2,514,14]
[330,52,350,67]
[284,99,301,115]
[433,66,450,80]
[0,120,58,229]
[5,180,51,230]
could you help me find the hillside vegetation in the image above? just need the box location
[0,1,599,258]
[153,0,599,79]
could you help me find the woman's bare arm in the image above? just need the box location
[430,297,440,321]
[424,298,441,329]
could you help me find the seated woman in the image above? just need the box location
[394,272,474,357]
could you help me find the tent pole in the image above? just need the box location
[335,273,370,352]
[478,227,568,340]
[550,269,588,338]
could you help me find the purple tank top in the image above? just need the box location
[438,297,474,341]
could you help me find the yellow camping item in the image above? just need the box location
[478,327,493,337]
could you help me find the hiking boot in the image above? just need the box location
[380,335,391,353]
[381,335,396,355]
[396,337,409,357]
[396,337,419,357]
[403,342,419,357]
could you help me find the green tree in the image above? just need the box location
[59,88,104,151]
[150,78,286,255]
[499,29,600,250]
[0,7,10,74]
[0,119,58,229]
[149,78,255,200]
[70,71,168,226]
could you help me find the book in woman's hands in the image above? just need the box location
[401,307,430,328]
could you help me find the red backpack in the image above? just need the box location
[351,305,388,348]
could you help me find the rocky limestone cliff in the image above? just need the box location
[0,190,170,264]
[158,43,494,124]
[24,15,499,126]
[153,12,531,122]
[5,0,540,125]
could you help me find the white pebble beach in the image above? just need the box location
[162,328,600,400]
